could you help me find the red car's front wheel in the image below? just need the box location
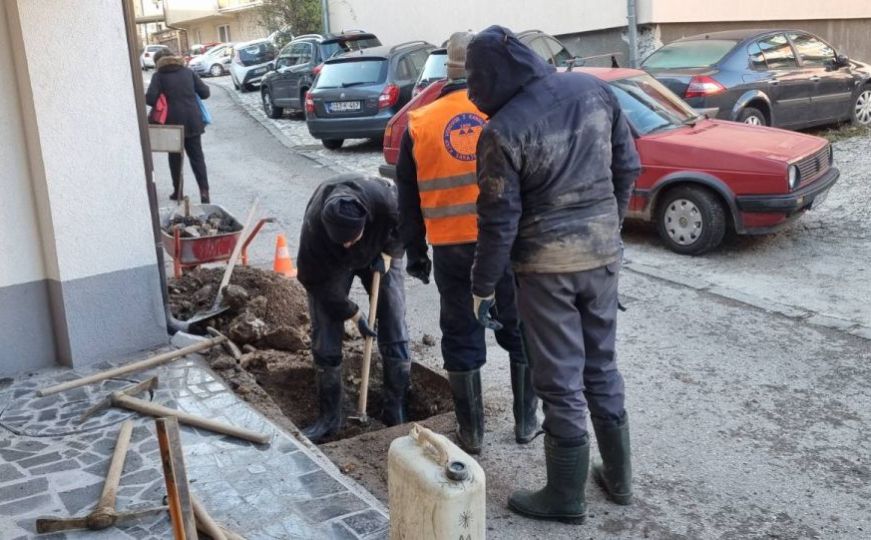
[656,186,727,255]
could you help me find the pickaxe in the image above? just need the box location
[35,420,167,533]
[79,377,270,445]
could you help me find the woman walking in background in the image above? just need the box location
[146,49,212,203]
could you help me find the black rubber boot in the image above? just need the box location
[200,190,210,204]
[508,434,589,523]
[510,362,540,444]
[302,365,343,443]
[447,369,484,454]
[381,357,410,426]
[592,415,632,505]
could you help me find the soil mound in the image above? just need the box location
[168,266,310,351]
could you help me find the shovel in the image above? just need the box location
[181,199,259,329]
[350,254,391,426]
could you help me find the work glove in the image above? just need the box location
[406,254,432,284]
[370,252,391,275]
[473,293,503,331]
[351,308,377,338]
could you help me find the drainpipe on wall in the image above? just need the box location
[627,0,638,68]
[321,0,330,34]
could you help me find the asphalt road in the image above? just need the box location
[155,78,871,539]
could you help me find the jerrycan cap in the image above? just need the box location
[445,460,469,481]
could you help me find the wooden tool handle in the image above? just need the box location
[356,267,385,417]
[96,420,134,511]
[38,336,225,397]
[192,495,227,540]
[212,199,259,311]
[115,394,270,445]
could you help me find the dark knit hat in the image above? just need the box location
[321,195,367,244]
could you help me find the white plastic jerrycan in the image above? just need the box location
[388,423,486,539]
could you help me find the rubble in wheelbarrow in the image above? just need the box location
[165,212,241,238]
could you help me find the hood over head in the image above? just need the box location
[156,53,185,72]
[464,25,555,116]
[321,193,368,245]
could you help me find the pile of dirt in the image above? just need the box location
[168,266,310,351]
[165,211,241,238]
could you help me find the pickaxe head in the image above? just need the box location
[78,377,159,423]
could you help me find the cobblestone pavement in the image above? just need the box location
[207,77,385,178]
[0,356,388,540]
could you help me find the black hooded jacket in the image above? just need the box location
[466,26,641,296]
[297,174,404,320]
[145,55,210,137]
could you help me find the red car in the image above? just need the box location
[380,68,839,254]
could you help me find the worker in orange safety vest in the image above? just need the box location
[395,31,540,454]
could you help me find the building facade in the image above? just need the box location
[165,0,269,47]
[0,0,167,376]
[326,0,871,67]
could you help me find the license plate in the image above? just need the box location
[328,101,361,112]
[812,188,829,209]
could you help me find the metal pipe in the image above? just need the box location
[627,0,638,68]
[321,0,330,34]
[122,0,187,335]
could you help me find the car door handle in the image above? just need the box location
[768,80,779,86]
[810,76,820,82]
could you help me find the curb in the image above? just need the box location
[624,260,870,340]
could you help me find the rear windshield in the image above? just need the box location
[418,52,447,84]
[642,40,737,69]
[237,42,275,67]
[316,59,388,88]
[320,37,382,60]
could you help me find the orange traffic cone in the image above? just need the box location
[273,234,297,278]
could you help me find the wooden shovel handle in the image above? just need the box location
[96,420,134,511]
[356,255,390,417]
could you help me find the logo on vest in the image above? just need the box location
[443,113,485,161]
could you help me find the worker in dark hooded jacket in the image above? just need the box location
[466,26,642,523]
[296,174,409,443]
[395,32,539,455]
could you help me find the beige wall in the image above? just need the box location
[165,0,219,27]
[649,1,871,23]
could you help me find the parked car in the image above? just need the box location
[641,29,871,128]
[229,38,278,92]
[260,31,382,118]
[305,41,435,149]
[140,44,170,70]
[184,42,221,64]
[381,68,838,254]
[411,30,574,96]
[188,43,233,77]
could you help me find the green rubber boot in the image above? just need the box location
[508,434,589,523]
[592,415,632,505]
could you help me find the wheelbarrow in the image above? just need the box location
[159,203,273,278]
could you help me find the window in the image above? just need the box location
[315,60,387,88]
[788,33,834,66]
[275,43,294,68]
[528,38,556,65]
[748,42,767,70]
[642,40,737,69]
[407,49,429,74]
[543,37,573,67]
[218,25,231,43]
[609,75,697,135]
[293,43,313,65]
[395,57,415,81]
[756,34,797,69]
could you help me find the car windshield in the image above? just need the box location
[316,59,387,88]
[238,42,275,66]
[417,52,447,85]
[609,74,698,135]
[205,45,228,58]
[642,39,737,69]
[320,37,382,59]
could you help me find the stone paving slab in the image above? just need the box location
[0,354,387,539]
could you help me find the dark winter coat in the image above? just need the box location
[145,55,210,138]
[466,25,642,297]
[297,174,405,320]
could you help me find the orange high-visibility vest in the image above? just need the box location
[408,89,487,246]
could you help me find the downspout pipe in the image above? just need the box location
[627,0,639,68]
[321,0,330,34]
[122,0,189,335]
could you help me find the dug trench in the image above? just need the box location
[168,267,454,447]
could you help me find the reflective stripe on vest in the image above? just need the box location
[408,90,487,246]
